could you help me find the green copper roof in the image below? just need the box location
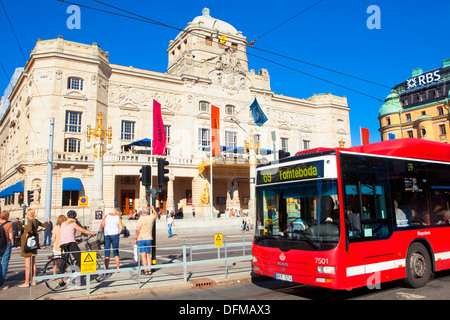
[379,91,402,117]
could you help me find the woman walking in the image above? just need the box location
[19,208,46,288]
[100,208,123,269]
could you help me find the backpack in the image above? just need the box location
[0,221,9,252]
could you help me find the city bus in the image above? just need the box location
[252,138,450,290]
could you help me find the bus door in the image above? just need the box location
[341,154,398,284]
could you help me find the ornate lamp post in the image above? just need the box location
[85,112,112,221]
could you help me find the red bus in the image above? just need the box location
[252,138,450,290]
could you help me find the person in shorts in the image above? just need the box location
[134,205,157,275]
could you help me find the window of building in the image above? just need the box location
[67,77,83,90]
[225,131,237,150]
[303,140,310,150]
[199,101,210,112]
[404,96,411,106]
[164,125,171,144]
[205,37,212,46]
[386,117,391,126]
[407,130,414,138]
[440,124,447,135]
[281,137,289,152]
[421,126,427,138]
[438,106,444,116]
[62,190,79,206]
[225,105,235,115]
[121,121,135,140]
[64,138,81,153]
[65,111,82,133]
[405,113,411,122]
[421,111,426,116]
[198,128,210,151]
[436,88,444,98]
[419,92,426,102]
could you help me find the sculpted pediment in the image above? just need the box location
[109,84,182,112]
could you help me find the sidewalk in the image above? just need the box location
[0,229,254,300]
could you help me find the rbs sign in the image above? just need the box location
[407,70,441,90]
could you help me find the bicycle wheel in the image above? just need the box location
[43,258,69,291]
[94,253,107,282]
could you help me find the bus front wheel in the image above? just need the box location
[404,242,431,288]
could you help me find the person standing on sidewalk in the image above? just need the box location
[43,217,53,248]
[19,208,47,288]
[0,210,13,289]
[100,208,123,269]
[134,205,157,275]
[167,211,175,238]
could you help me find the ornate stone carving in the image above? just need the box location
[109,84,182,111]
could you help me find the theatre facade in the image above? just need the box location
[0,8,350,222]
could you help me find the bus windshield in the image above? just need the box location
[255,179,340,251]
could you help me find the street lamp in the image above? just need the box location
[85,112,112,222]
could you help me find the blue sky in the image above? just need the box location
[1,0,449,147]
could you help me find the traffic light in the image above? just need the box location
[157,158,169,189]
[18,192,24,205]
[27,190,34,206]
[278,150,291,160]
[139,165,151,187]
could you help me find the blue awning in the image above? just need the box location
[10,181,24,193]
[63,178,82,191]
[0,180,24,198]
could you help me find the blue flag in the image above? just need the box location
[249,98,268,127]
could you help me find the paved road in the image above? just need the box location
[109,268,450,301]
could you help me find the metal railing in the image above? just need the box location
[29,236,252,299]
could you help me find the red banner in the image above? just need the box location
[361,127,369,145]
[211,105,221,156]
[153,99,166,155]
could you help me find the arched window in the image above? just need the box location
[199,101,210,112]
[64,138,81,153]
[67,77,84,90]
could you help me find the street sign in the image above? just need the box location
[214,233,223,247]
[80,252,97,273]
[79,196,88,207]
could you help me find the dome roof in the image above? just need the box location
[190,8,239,35]
[379,91,402,117]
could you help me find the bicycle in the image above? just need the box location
[43,234,106,291]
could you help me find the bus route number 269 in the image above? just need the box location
[315,258,328,265]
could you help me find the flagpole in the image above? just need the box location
[210,145,213,219]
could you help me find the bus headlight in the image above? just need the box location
[317,266,335,274]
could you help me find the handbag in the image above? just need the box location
[97,228,105,245]
[24,234,40,252]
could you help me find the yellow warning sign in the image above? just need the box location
[214,233,223,247]
[80,252,97,273]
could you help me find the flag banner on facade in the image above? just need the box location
[388,133,395,140]
[211,105,221,156]
[153,99,166,155]
[249,98,268,127]
[361,127,370,145]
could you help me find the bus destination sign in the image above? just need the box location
[257,160,324,185]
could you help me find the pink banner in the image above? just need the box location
[153,99,166,155]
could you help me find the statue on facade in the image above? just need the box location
[200,183,209,204]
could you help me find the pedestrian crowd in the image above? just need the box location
[0,205,156,290]
[0,204,250,290]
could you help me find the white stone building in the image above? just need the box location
[0,8,350,223]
